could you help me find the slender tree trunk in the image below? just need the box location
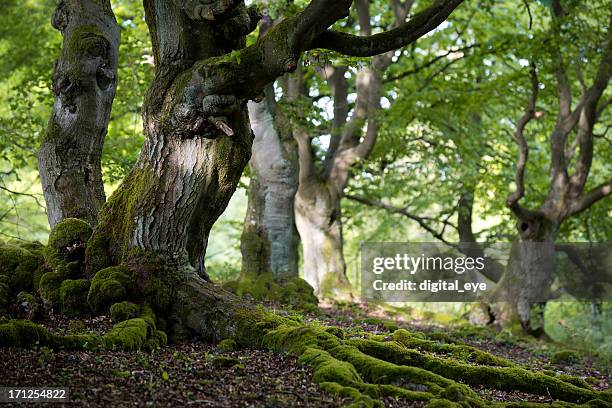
[39,0,120,228]
[240,93,299,278]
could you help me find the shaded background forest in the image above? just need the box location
[0,0,610,357]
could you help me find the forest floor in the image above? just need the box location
[0,301,609,407]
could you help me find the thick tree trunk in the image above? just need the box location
[39,0,120,228]
[83,0,356,337]
[486,216,558,330]
[294,180,352,299]
[240,94,299,278]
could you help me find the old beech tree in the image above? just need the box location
[39,0,464,339]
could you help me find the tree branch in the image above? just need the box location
[346,194,457,245]
[568,12,612,194]
[311,0,464,57]
[506,63,538,217]
[568,179,612,216]
[294,130,318,185]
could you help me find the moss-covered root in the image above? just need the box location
[350,335,601,404]
[263,324,609,407]
[390,329,515,367]
[0,306,166,351]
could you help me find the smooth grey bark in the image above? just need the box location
[295,0,409,298]
[240,91,299,278]
[39,0,120,228]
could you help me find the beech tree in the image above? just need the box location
[487,0,611,328]
[39,0,120,229]
[238,14,300,285]
[37,0,464,338]
[345,0,611,330]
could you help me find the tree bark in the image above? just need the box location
[69,0,464,337]
[486,216,558,330]
[39,0,120,228]
[240,91,299,278]
[294,174,352,298]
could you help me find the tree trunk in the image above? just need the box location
[240,93,299,278]
[487,216,559,330]
[82,0,356,337]
[39,0,120,228]
[294,179,352,299]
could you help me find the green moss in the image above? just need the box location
[0,275,10,312]
[45,218,92,268]
[218,338,237,352]
[110,301,140,323]
[301,347,363,384]
[103,318,148,350]
[235,273,318,309]
[0,244,41,292]
[0,322,19,347]
[552,350,581,365]
[350,336,599,404]
[39,272,63,307]
[87,265,132,313]
[209,355,240,368]
[424,399,459,408]
[59,279,90,316]
[319,382,382,408]
[263,324,341,354]
[86,168,154,274]
[392,329,514,367]
[16,291,38,319]
[67,319,87,334]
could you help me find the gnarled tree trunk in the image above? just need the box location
[39,0,120,228]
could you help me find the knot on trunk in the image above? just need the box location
[51,1,69,32]
[174,94,243,139]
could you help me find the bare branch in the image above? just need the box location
[385,43,480,82]
[346,194,457,245]
[506,63,538,216]
[568,179,612,216]
[311,0,464,57]
[569,13,612,194]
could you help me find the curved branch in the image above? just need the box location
[310,0,464,57]
[346,194,457,246]
[294,130,318,185]
[506,63,538,217]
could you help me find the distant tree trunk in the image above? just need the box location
[240,90,299,278]
[482,12,612,330]
[293,0,413,298]
[39,0,119,228]
[294,168,351,297]
[487,217,558,330]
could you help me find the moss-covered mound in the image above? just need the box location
[87,265,133,313]
[45,218,93,267]
[60,279,90,316]
[0,244,45,293]
[0,305,166,351]
[110,301,140,322]
[228,273,319,311]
